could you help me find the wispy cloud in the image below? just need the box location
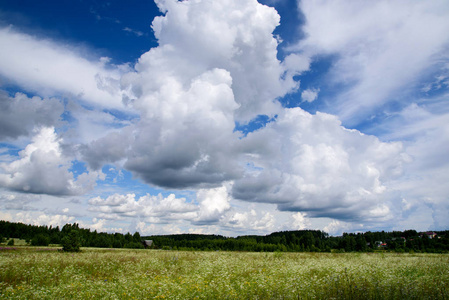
[123,27,145,37]
[0,27,125,109]
[294,0,449,126]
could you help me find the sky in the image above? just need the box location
[0,0,449,237]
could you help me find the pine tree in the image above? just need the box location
[61,230,81,252]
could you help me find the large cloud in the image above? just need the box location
[124,68,242,188]
[85,0,304,188]
[233,108,406,222]
[140,0,299,122]
[81,0,412,226]
[0,127,101,195]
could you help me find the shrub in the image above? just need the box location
[7,239,14,246]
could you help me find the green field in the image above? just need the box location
[1,247,448,299]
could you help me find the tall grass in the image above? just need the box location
[1,248,448,299]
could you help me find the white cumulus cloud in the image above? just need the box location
[0,127,101,195]
[233,108,406,222]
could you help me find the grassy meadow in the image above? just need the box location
[1,247,448,299]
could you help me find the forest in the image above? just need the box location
[1,220,448,253]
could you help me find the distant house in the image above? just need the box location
[425,232,437,239]
[374,241,387,248]
[420,232,437,239]
[142,240,153,249]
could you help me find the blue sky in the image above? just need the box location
[0,0,449,236]
[0,0,161,63]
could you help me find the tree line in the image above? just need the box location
[0,221,144,249]
[146,230,449,253]
[1,220,448,253]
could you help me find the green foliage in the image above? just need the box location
[31,234,50,246]
[1,220,449,253]
[7,238,14,246]
[61,230,81,252]
[124,242,144,249]
[91,233,112,248]
[133,231,141,243]
[343,235,356,252]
